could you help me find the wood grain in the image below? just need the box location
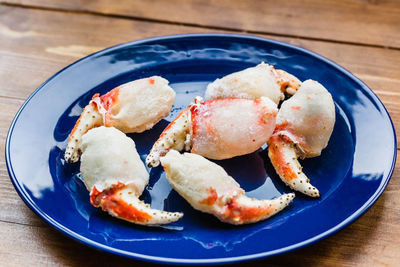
[0,5,211,99]
[0,220,146,267]
[1,5,399,145]
[0,2,399,266]
[3,0,400,49]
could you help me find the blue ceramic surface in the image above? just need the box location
[6,34,396,264]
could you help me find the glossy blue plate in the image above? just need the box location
[6,34,396,264]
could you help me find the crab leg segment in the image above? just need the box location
[224,193,295,225]
[65,100,103,163]
[146,96,277,167]
[65,76,176,163]
[161,150,294,225]
[90,182,183,225]
[267,80,335,197]
[81,126,183,225]
[205,62,301,103]
[145,107,192,167]
[268,135,320,197]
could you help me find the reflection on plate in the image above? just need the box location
[6,34,396,264]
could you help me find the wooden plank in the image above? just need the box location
[3,0,400,49]
[0,4,213,99]
[0,171,44,227]
[1,5,399,145]
[1,5,400,97]
[0,220,141,266]
[0,2,399,267]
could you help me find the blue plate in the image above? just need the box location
[6,34,396,264]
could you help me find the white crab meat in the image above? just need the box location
[65,76,176,163]
[80,126,183,225]
[267,80,335,197]
[146,96,278,167]
[205,62,301,103]
[160,150,295,225]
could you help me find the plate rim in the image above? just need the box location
[5,33,397,265]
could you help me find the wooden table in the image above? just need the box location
[1,1,399,266]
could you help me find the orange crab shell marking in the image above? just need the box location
[199,187,218,205]
[90,181,126,207]
[99,88,120,126]
[273,69,301,93]
[189,98,218,146]
[189,103,200,138]
[291,106,301,111]
[158,107,190,140]
[223,197,274,223]
[273,121,291,134]
[254,98,278,125]
[68,88,119,142]
[68,101,101,141]
[100,88,119,111]
[272,121,311,156]
[90,185,102,206]
[268,135,298,181]
[273,121,303,145]
[89,182,152,223]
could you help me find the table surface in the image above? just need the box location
[1,1,399,266]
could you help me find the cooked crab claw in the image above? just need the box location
[64,101,103,163]
[65,76,176,163]
[160,150,295,225]
[267,80,335,197]
[146,96,278,167]
[80,126,183,225]
[204,62,301,103]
